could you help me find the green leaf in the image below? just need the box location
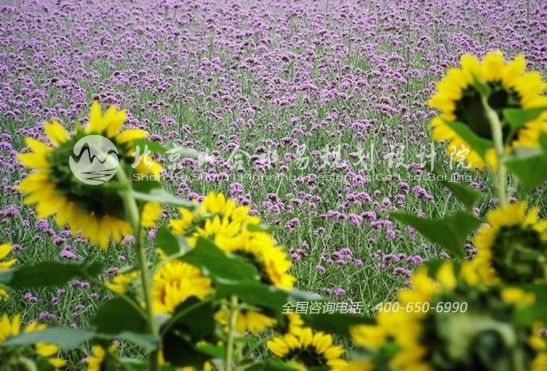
[446,121,493,158]
[118,358,150,371]
[428,162,483,210]
[301,312,374,337]
[505,134,547,191]
[127,188,195,208]
[215,280,288,318]
[443,181,482,210]
[160,298,213,336]
[0,262,102,289]
[195,343,224,358]
[170,299,216,340]
[511,283,547,325]
[181,237,260,282]
[161,298,216,367]
[132,180,163,193]
[114,332,158,352]
[503,106,547,131]
[2,328,96,350]
[90,298,159,351]
[34,358,56,371]
[90,298,148,335]
[132,139,166,154]
[288,289,323,302]
[162,331,211,367]
[392,211,481,258]
[155,225,186,255]
[102,181,129,191]
[1,326,157,353]
[246,223,275,233]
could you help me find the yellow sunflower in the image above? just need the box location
[105,270,140,294]
[168,192,295,333]
[350,261,545,370]
[169,192,260,240]
[0,243,16,298]
[152,260,213,314]
[350,309,430,371]
[529,323,546,371]
[200,192,261,223]
[170,193,295,282]
[211,230,294,333]
[397,261,457,317]
[349,263,459,370]
[0,313,65,369]
[267,327,347,370]
[275,313,305,335]
[214,308,277,334]
[500,287,536,308]
[471,201,546,284]
[429,50,547,170]
[86,345,107,371]
[85,344,118,371]
[16,101,163,249]
[215,230,296,289]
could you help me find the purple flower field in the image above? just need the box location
[0,0,545,367]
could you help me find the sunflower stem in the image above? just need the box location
[481,95,508,206]
[13,357,37,371]
[116,167,159,371]
[225,295,239,371]
[512,347,526,371]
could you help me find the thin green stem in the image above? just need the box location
[117,167,159,371]
[235,342,243,365]
[481,95,508,205]
[224,295,239,371]
[496,160,508,205]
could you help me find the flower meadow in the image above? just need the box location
[0,0,546,370]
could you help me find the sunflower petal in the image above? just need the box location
[36,194,66,219]
[44,121,70,145]
[86,101,103,133]
[116,129,148,143]
[0,243,12,260]
[104,106,127,137]
[24,137,50,154]
[17,153,49,169]
[17,173,50,193]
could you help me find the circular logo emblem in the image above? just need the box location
[69,135,119,185]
